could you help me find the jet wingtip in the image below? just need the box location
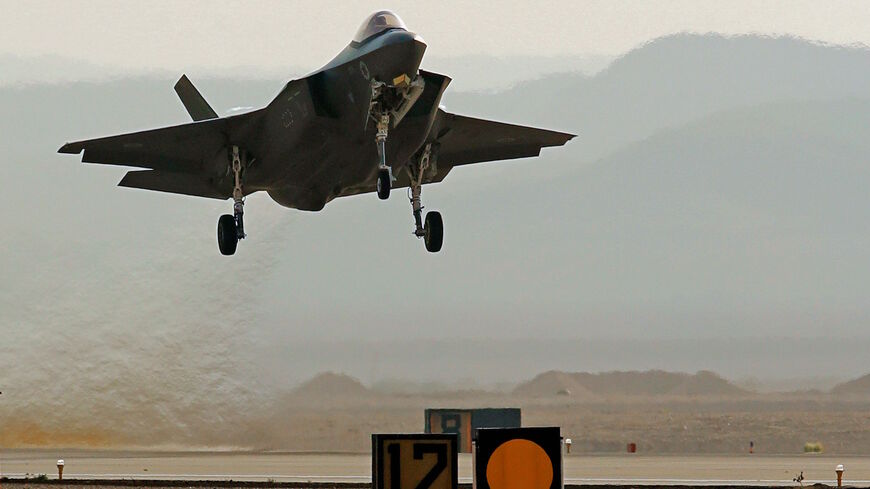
[554,131,578,146]
[58,142,82,154]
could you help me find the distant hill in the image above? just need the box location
[445,33,870,161]
[831,374,870,396]
[0,52,611,92]
[292,372,371,398]
[513,370,599,399]
[666,370,749,396]
[515,370,747,397]
[455,97,870,340]
[422,54,613,92]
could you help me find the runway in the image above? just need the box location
[2,451,869,486]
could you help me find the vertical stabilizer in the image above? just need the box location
[174,74,218,121]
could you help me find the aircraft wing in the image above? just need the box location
[433,110,575,167]
[58,109,267,199]
[337,111,574,198]
[60,117,229,171]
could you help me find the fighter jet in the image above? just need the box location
[59,11,574,255]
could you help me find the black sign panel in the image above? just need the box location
[474,427,562,489]
[373,434,458,489]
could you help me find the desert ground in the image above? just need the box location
[4,373,870,487]
[4,371,870,455]
[209,396,870,455]
[211,371,870,455]
[3,451,869,486]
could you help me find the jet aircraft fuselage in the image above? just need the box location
[261,24,429,211]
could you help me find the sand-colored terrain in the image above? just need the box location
[4,371,870,454]
[221,372,870,454]
[2,451,870,486]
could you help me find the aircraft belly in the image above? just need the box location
[261,35,438,210]
[266,120,428,210]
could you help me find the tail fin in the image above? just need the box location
[174,74,218,121]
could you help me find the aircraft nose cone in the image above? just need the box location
[382,29,426,50]
[376,30,426,80]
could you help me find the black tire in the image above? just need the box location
[377,169,391,200]
[424,211,443,253]
[217,214,238,256]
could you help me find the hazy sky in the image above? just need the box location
[5,0,870,73]
[4,3,870,429]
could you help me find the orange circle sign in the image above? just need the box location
[485,438,553,489]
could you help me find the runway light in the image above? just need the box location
[56,460,64,481]
[836,464,844,487]
[565,438,572,454]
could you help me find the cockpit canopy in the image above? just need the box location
[353,10,407,43]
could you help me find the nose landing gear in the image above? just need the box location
[368,76,424,201]
[217,145,247,256]
[375,113,393,200]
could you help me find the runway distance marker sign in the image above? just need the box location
[474,427,562,489]
[372,434,458,489]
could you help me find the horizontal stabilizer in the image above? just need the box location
[119,170,228,200]
[174,74,218,121]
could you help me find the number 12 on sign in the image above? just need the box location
[372,434,458,489]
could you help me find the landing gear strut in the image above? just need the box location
[367,75,442,251]
[217,145,246,256]
[408,143,443,253]
[368,76,424,201]
[375,113,392,200]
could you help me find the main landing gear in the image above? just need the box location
[408,143,443,253]
[217,145,246,256]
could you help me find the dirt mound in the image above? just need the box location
[576,370,748,397]
[574,370,683,396]
[513,370,598,399]
[516,370,747,398]
[831,373,870,396]
[292,372,371,398]
[667,370,748,396]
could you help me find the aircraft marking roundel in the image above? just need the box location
[485,438,553,489]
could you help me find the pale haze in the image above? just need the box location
[4,1,870,73]
[3,2,870,449]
